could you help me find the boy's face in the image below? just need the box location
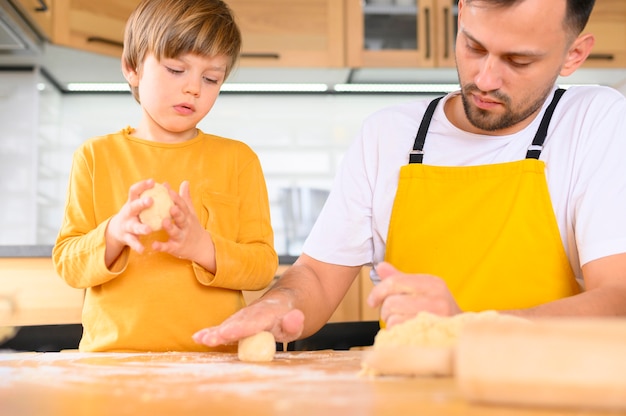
[452,0,573,135]
[128,53,228,141]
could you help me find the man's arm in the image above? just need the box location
[510,252,626,317]
[367,253,626,327]
[193,254,361,346]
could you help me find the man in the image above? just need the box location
[194,0,626,348]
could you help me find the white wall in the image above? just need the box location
[12,69,626,253]
[0,71,39,244]
[58,93,420,254]
[0,73,423,253]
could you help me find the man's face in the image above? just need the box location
[454,0,572,134]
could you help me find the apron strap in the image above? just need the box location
[410,88,566,164]
[525,88,566,159]
[409,96,444,164]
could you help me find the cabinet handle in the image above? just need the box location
[443,7,451,59]
[240,53,281,59]
[424,7,431,59]
[86,37,124,48]
[586,53,614,61]
[34,0,48,12]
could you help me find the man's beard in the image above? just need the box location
[459,83,553,132]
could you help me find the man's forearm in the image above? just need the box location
[505,286,626,318]
[260,264,340,338]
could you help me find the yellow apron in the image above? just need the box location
[385,89,581,311]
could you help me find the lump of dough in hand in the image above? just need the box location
[238,331,276,362]
[139,182,174,231]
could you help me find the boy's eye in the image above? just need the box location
[166,67,183,74]
[203,77,218,84]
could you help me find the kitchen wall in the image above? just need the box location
[4,67,626,254]
[0,68,424,254]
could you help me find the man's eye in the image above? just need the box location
[466,43,485,54]
[508,59,532,68]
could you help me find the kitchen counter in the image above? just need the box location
[0,245,53,257]
[0,245,299,264]
[0,246,297,327]
[0,350,616,416]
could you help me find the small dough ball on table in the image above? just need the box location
[238,331,276,362]
[139,182,174,231]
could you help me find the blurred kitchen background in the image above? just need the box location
[2,0,626,256]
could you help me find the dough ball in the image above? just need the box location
[238,331,276,362]
[139,182,174,231]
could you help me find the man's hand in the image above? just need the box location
[367,262,462,327]
[192,297,305,347]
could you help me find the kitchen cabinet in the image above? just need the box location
[346,0,626,69]
[346,0,458,68]
[227,0,345,67]
[0,257,83,327]
[582,0,626,68]
[48,0,345,68]
[0,255,377,327]
[51,0,138,58]
[31,0,626,70]
[9,0,54,40]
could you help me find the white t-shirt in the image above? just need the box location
[303,85,626,286]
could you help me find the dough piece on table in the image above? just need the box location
[238,331,276,362]
[361,311,528,377]
[139,182,174,231]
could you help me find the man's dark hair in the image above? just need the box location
[465,0,596,35]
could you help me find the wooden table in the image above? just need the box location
[0,350,617,416]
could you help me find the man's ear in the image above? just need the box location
[560,33,595,77]
[121,61,139,86]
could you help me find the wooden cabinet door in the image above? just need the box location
[227,0,345,67]
[433,0,458,67]
[346,0,436,68]
[51,0,344,67]
[52,0,139,57]
[582,0,626,68]
[11,0,55,40]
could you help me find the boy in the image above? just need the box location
[53,0,278,352]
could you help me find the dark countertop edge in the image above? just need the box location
[278,255,298,265]
[0,245,53,257]
[0,246,299,264]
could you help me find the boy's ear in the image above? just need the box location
[560,33,595,77]
[121,61,139,86]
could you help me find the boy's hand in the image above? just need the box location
[152,181,215,268]
[106,179,156,256]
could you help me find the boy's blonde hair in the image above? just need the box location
[122,0,241,102]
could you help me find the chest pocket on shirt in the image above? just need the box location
[200,192,240,240]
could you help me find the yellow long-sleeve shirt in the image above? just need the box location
[53,127,277,352]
